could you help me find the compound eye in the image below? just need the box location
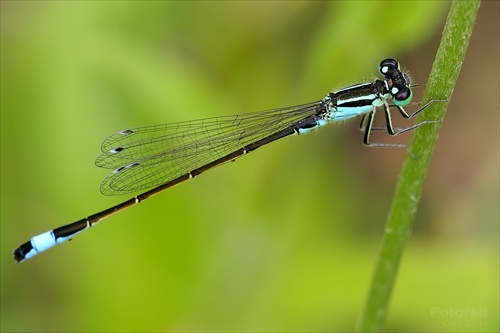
[391,85,413,106]
[379,58,400,77]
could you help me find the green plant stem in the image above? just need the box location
[356,1,481,331]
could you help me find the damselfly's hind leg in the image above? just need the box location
[360,99,444,149]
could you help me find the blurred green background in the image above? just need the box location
[1,1,498,332]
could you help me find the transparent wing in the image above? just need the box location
[95,101,320,195]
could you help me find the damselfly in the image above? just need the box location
[13,59,438,263]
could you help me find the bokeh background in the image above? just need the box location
[1,1,498,332]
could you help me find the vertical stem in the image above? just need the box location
[356,1,481,331]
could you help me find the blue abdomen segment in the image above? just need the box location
[296,119,327,134]
[13,220,91,262]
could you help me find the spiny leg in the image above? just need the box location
[361,103,440,150]
[396,99,444,119]
[362,110,406,148]
[368,99,443,132]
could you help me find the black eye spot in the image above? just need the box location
[394,86,410,101]
[379,59,399,77]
